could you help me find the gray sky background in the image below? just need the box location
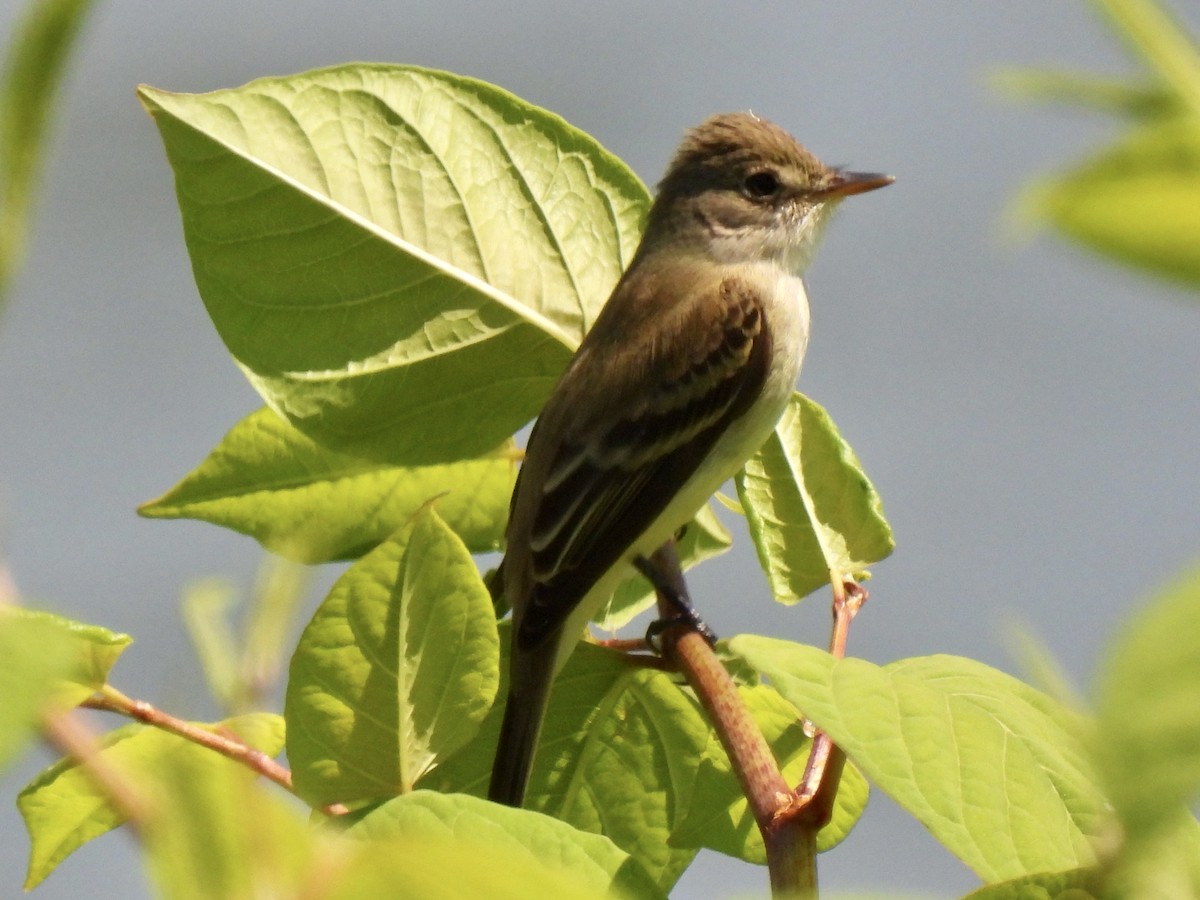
[2,2,1198,897]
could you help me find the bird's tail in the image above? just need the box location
[488,644,554,807]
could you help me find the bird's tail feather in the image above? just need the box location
[488,645,554,807]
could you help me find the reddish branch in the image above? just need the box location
[642,540,868,898]
[83,687,348,816]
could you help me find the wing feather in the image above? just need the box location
[514,274,772,650]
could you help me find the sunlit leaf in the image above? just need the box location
[140,65,650,464]
[141,407,516,562]
[286,508,499,805]
[732,638,1105,882]
[736,393,893,603]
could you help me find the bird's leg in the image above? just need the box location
[634,539,718,649]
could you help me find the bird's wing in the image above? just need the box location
[514,273,773,651]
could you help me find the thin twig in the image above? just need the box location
[781,579,868,831]
[84,686,349,816]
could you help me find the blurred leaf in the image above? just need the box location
[136,721,305,900]
[596,502,733,630]
[348,790,662,899]
[139,65,650,464]
[1026,117,1200,287]
[141,408,517,563]
[17,608,132,697]
[285,507,499,806]
[1090,0,1200,115]
[731,638,1106,882]
[18,713,283,890]
[1104,812,1200,897]
[992,67,1180,118]
[0,608,131,717]
[181,579,241,710]
[1094,568,1200,841]
[963,867,1101,899]
[0,0,94,302]
[670,683,868,861]
[0,610,78,769]
[736,393,893,603]
[143,746,618,900]
[330,836,616,900]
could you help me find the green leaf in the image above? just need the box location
[424,637,705,889]
[331,836,616,900]
[596,501,733,630]
[429,638,867,885]
[1105,812,1200,897]
[736,393,893,603]
[18,608,131,698]
[1026,117,1200,287]
[1090,0,1200,116]
[991,67,1180,118]
[0,608,131,786]
[140,407,517,563]
[141,744,615,900]
[670,683,869,861]
[731,638,1106,882]
[0,610,79,769]
[963,867,1101,899]
[0,0,94,301]
[137,721,307,900]
[285,507,499,805]
[181,579,242,709]
[139,65,650,464]
[18,713,283,890]
[347,790,662,899]
[1094,568,1200,841]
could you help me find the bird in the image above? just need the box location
[488,112,892,807]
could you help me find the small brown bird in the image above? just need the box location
[489,112,892,807]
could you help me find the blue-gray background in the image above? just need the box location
[2,2,1198,897]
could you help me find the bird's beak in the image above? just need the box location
[821,171,895,198]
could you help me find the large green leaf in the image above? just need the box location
[18,713,283,889]
[348,791,661,899]
[736,393,893,603]
[1028,117,1200,287]
[140,407,517,562]
[0,0,94,301]
[285,507,499,806]
[731,638,1106,882]
[1094,568,1200,841]
[139,65,650,464]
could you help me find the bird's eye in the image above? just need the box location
[743,170,780,199]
